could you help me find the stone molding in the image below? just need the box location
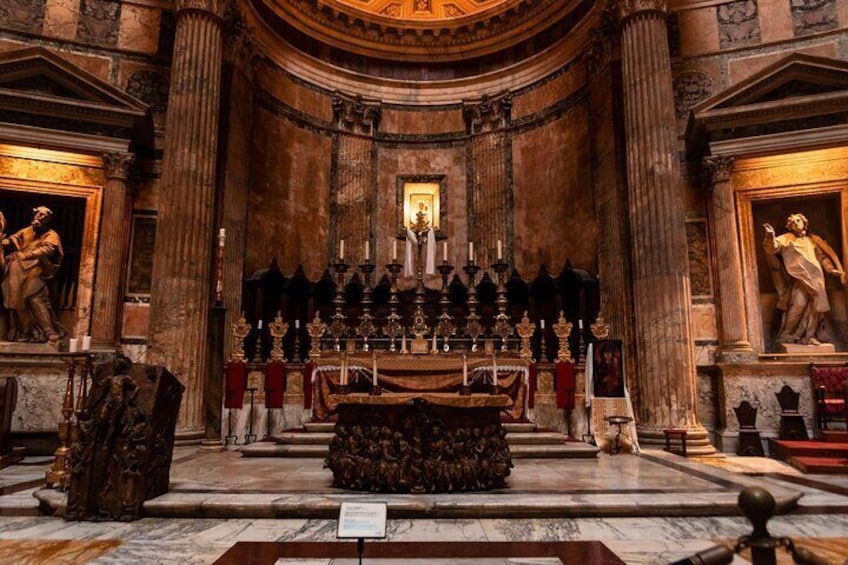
[702,155,735,186]
[176,0,227,19]
[102,152,135,181]
[463,93,512,134]
[332,93,382,135]
[617,0,667,22]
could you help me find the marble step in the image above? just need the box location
[274,431,566,446]
[241,443,328,457]
[302,421,538,434]
[242,441,598,459]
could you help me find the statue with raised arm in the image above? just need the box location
[1,207,65,344]
[763,213,846,346]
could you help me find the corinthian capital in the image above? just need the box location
[102,153,134,181]
[176,0,227,19]
[702,155,735,186]
[617,0,668,22]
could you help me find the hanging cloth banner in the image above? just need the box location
[404,229,417,278]
[265,361,286,409]
[424,228,437,276]
[555,360,576,410]
[303,362,314,409]
[224,362,246,409]
[528,362,537,409]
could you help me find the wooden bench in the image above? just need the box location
[663,428,687,457]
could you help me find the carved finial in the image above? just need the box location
[230,313,251,362]
[515,311,536,360]
[307,311,327,359]
[591,314,611,340]
[552,311,574,363]
[268,314,289,362]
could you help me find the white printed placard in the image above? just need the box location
[336,502,388,539]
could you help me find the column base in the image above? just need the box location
[174,428,205,446]
[636,425,716,456]
[199,438,225,452]
[717,343,756,364]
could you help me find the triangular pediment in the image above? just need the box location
[0,47,152,150]
[686,53,848,155]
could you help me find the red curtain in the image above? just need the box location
[265,362,286,409]
[224,362,246,409]
[555,361,575,410]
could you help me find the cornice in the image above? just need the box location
[252,0,591,63]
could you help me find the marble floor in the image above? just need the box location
[3,448,848,564]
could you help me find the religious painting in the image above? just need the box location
[593,339,624,398]
[403,182,440,231]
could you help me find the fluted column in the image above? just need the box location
[148,0,225,440]
[619,0,713,453]
[703,156,754,361]
[90,152,134,347]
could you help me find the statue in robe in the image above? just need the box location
[1,206,65,343]
[763,213,846,346]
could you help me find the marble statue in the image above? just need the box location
[763,213,846,346]
[0,206,65,344]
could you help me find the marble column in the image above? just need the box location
[148,0,225,440]
[703,156,754,361]
[90,152,134,347]
[618,0,713,453]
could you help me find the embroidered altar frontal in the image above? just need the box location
[312,355,529,421]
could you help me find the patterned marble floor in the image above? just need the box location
[2,449,847,564]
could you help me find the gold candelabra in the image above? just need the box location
[515,311,535,360]
[230,314,251,363]
[552,311,574,363]
[307,311,327,359]
[268,314,288,362]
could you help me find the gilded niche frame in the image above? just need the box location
[396,175,447,236]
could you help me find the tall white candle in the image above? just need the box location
[392,239,398,261]
[339,239,345,260]
[341,354,348,386]
[497,240,502,260]
[492,355,498,387]
[372,353,378,387]
[295,319,300,329]
[258,320,263,330]
[365,240,370,261]
[82,335,91,351]
[68,338,79,353]
[443,241,448,262]
[462,354,468,387]
[578,319,583,330]
[540,319,545,330]
[468,241,474,261]
[432,331,437,352]
[401,331,407,352]
[218,228,226,247]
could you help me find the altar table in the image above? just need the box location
[325,392,513,493]
[312,354,529,421]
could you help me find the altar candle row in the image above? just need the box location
[68,335,92,353]
[337,239,506,263]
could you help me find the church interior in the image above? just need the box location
[0,0,848,562]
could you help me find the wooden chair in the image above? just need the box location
[775,385,808,440]
[734,401,764,456]
[809,364,848,431]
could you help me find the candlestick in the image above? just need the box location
[295,319,300,329]
[497,239,502,260]
[541,319,545,330]
[341,354,348,386]
[578,319,583,330]
[492,355,498,392]
[81,335,91,351]
[365,240,370,261]
[392,239,398,260]
[443,241,448,262]
[339,239,345,260]
[69,338,79,353]
[372,353,378,385]
[218,228,226,247]
[431,330,437,353]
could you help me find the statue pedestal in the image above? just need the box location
[776,342,835,354]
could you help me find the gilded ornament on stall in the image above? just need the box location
[268,314,289,362]
[591,314,610,340]
[552,311,574,363]
[230,314,251,362]
[515,311,535,360]
[307,311,327,359]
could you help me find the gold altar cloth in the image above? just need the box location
[313,354,529,421]
[329,392,511,408]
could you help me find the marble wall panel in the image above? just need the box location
[0,0,48,35]
[76,0,120,48]
[512,106,595,276]
[1,361,67,432]
[717,0,761,49]
[758,0,794,43]
[727,41,838,85]
[511,63,586,120]
[247,108,332,277]
[117,4,160,54]
[692,303,718,341]
[256,65,333,123]
[718,371,814,436]
[374,144,467,270]
[43,0,80,41]
[50,48,112,81]
[379,107,463,135]
[791,0,838,36]
[677,6,720,57]
[121,303,150,338]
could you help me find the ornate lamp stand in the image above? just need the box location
[552,311,574,363]
[436,260,456,352]
[516,311,535,360]
[329,259,350,352]
[492,258,512,352]
[306,312,327,360]
[268,315,289,363]
[463,260,482,352]
[357,259,376,352]
[384,259,403,352]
